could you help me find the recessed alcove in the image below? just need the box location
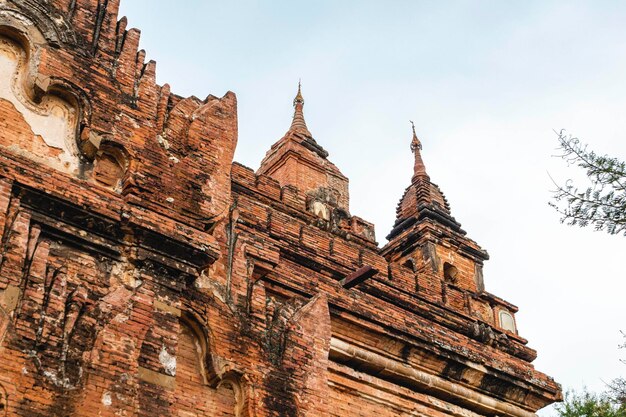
[498,310,517,333]
[92,145,128,191]
[0,33,80,172]
[443,262,458,283]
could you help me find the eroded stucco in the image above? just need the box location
[0,36,78,173]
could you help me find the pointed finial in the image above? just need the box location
[410,120,422,151]
[409,120,428,180]
[294,79,304,107]
[289,81,311,135]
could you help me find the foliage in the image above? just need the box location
[607,332,626,407]
[556,333,626,417]
[556,389,626,417]
[550,130,626,235]
[608,377,626,408]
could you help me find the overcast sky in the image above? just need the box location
[118,1,626,413]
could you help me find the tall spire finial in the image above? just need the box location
[289,80,311,136]
[409,120,428,180]
[410,120,422,151]
[294,79,304,107]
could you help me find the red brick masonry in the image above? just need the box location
[0,1,561,416]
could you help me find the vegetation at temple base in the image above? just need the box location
[556,333,626,417]
[550,130,626,236]
[606,334,626,408]
[556,389,626,417]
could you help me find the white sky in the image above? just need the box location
[119,1,626,413]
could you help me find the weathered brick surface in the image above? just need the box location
[0,1,561,416]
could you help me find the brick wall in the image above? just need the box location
[0,0,560,416]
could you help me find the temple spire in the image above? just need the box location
[258,81,348,209]
[410,121,428,181]
[290,81,311,136]
[384,121,461,241]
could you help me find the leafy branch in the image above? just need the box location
[549,130,626,236]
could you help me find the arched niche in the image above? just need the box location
[498,309,517,334]
[0,13,91,176]
[91,143,129,192]
[174,313,247,417]
[443,262,459,283]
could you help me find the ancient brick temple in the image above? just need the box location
[0,1,562,416]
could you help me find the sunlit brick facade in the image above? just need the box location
[0,1,561,415]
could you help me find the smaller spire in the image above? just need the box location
[409,120,428,180]
[289,80,311,136]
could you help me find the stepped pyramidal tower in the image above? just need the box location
[0,1,561,416]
